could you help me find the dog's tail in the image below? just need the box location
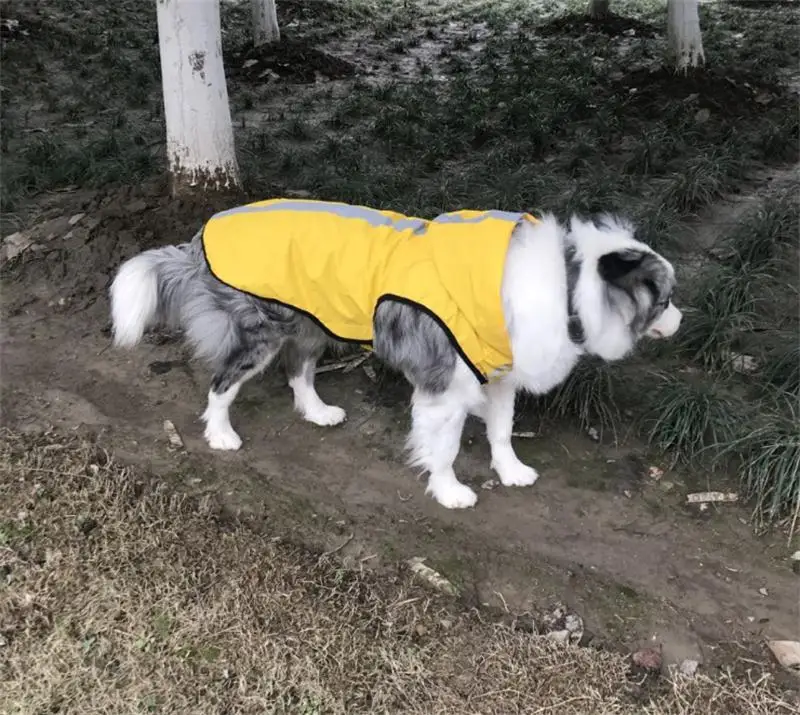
[109,233,203,348]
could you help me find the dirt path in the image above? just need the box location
[2,267,797,675]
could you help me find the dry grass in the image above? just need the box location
[0,429,796,715]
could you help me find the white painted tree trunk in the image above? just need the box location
[586,0,610,20]
[667,0,705,72]
[252,0,280,46]
[156,0,241,194]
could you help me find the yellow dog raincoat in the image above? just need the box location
[202,199,538,383]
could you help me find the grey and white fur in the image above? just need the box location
[110,212,682,509]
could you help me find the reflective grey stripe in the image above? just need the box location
[212,200,523,233]
[212,200,425,230]
[432,210,524,225]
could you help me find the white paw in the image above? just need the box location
[205,425,243,451]
[492,457,539,487]
[302,404,347,427]
[428,479,478,509]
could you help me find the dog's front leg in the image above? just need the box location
[485,378,539,488]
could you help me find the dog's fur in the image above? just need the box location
[110,211,682,509]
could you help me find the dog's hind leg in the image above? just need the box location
[202,342,280,450]
[484,377,539,488]
[408,360,485,509]
[283,335,347,427]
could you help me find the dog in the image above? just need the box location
[109,199,682,509]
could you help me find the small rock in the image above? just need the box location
[481,479,499,490]
[632,646,662,672]
[679,659,699,677]
[126,199,148,214]
[2,231,37,262]
[163,419,184,449]
[242,58,258,69]
[695,108,711,124]
[659,480,675,493]
[767,640,800,673]
[759,587,768,597]
[546,629,570,644]
[587,426,600,442]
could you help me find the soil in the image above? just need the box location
[612,67,794,120]
[2,184,798,685]
[228,37,359,84]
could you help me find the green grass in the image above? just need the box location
[643,375,741,464]
[725,189,799,269]
[2,0,798,527]
[537,360,621,438]
[674,263,767,372]
[713,401,800,532]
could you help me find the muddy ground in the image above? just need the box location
[1,181,798,684]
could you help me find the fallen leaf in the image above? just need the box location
[687,491,738,504]
[362,363,377,382]
[163,420,184,449]
[648,465,664,480]
[767,641,800,675]
[406,557,458,596]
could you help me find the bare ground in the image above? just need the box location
[1,183,798,688]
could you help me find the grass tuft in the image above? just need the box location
[643,375,741,464]
[724,189,799,270]
[714,401,800,531]
[760,335,800,398]
[539,360,621,437]
[674,263,768,372]
[659,153,740,217]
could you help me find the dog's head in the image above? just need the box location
[570,215,682,361]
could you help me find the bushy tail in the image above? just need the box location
[109,238,200,348]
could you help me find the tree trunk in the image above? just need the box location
[252,0,280,46]
[667,0,705,72]
[586,0,610,20]
[156,0,241,195]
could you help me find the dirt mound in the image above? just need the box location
[538,13,660,39]
[229,37,358,84]
[612,67,792,119]
[3,179,247,308]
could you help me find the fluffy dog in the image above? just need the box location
[110,200,681,509]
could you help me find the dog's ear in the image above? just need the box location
[598,249,646,284]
